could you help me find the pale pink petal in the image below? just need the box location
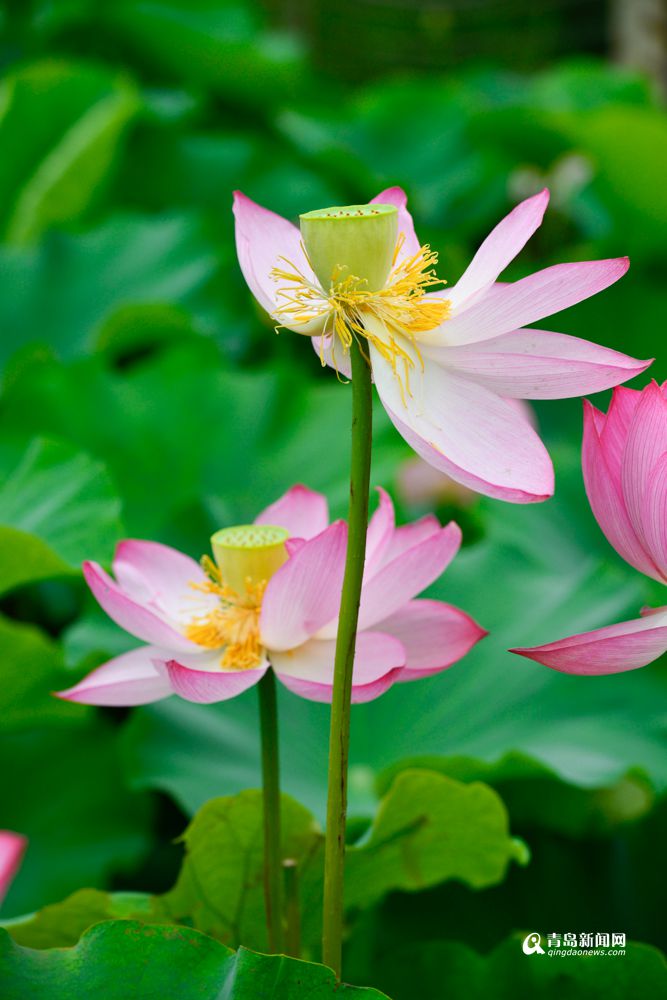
[621,380,667,542]
[233,190,325,335]
[112,540,211,622]
[271,631,404,703]
[447,189,549,310]
[424,257,630,347]
[260,522,347,650]
[428,328,650,399]
[56,647,173,706]
[162,656,267,704]
[83,562,197,652]
[640,452,667,579]
[369,338,554,503]
[377,599,487,680]
[378,514,441,567]
[364,487,396,578]
[311,332,353,378]
[371,186,420,263]
[0,832,26,904]
[582,401,663,582]
[356,523,462,630]
[511,612,667,675]
[254,485,329,540]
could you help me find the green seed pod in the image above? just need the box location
[300,204,398,293]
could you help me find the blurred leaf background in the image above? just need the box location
[0,0,666,995]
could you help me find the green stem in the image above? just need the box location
[321,338,373,977]
[283,859,301,958]
[258,668,284,953]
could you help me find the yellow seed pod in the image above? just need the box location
[211,524,289,595]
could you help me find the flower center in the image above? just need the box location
[271,233,451,397]
[185,524,289,671]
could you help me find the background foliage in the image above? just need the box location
[0,1,666,995]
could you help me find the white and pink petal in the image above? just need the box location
[270,631,404,703]
[255,484,329,540]
[377,599,487,680]
[56,647,174,706]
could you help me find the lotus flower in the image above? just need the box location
[233,187,650,504]
[513,382,667,674]
[58,486,484,706]
[0,831,26,905]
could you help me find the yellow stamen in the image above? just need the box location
[186,569,267,671]
[270,234,451,398]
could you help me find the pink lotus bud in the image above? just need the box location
[0,831,26,905]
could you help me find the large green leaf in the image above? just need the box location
[0,438,122,594]
[0,61,139,244]
[0,922,388,999]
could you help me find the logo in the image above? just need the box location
[522,932,545,955]
[522,931,626,958]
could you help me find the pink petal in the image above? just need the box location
[511,612,667,675]
[112,539,210,621]
[260,521,347,650]
[83,562,197,652]
[356,523,462,630]
[56,647,173,706]
[426,257,630,347]
[271,631,404,703]
[254,484,329,540]
[621,380,667,542]
[598,385,643,481]
[364,487,396,578]
[370,342,554,503]
[0,831,27,904]
[162,656,267,704]
[377,599,487,680]
[582,401,663,582]
[641,452,667,578]
[371,186,420,263]
[448,188,549,310]
[233,191,324,335]
[429,328,650,399]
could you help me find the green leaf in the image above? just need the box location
[0,61,140,244]
[1,889,152,949]
[154,791,323,954]
[345,770,524,910]
[0,438,122,595]
[380,752,656,838]
[0,214,221,370]
[356,935,667,1000]
[0,922,388,999]
[105,1,306,108]
[0,723,151,917]
[0,615,84,730]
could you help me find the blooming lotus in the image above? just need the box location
[513,382,667,674]
[0,831,26,905]
[58,485,484,706]
[234,187,650,503]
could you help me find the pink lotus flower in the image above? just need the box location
[58,486,485,706]
[512,382,667,674]
[234,187,650,504]
[0,831,26,905]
